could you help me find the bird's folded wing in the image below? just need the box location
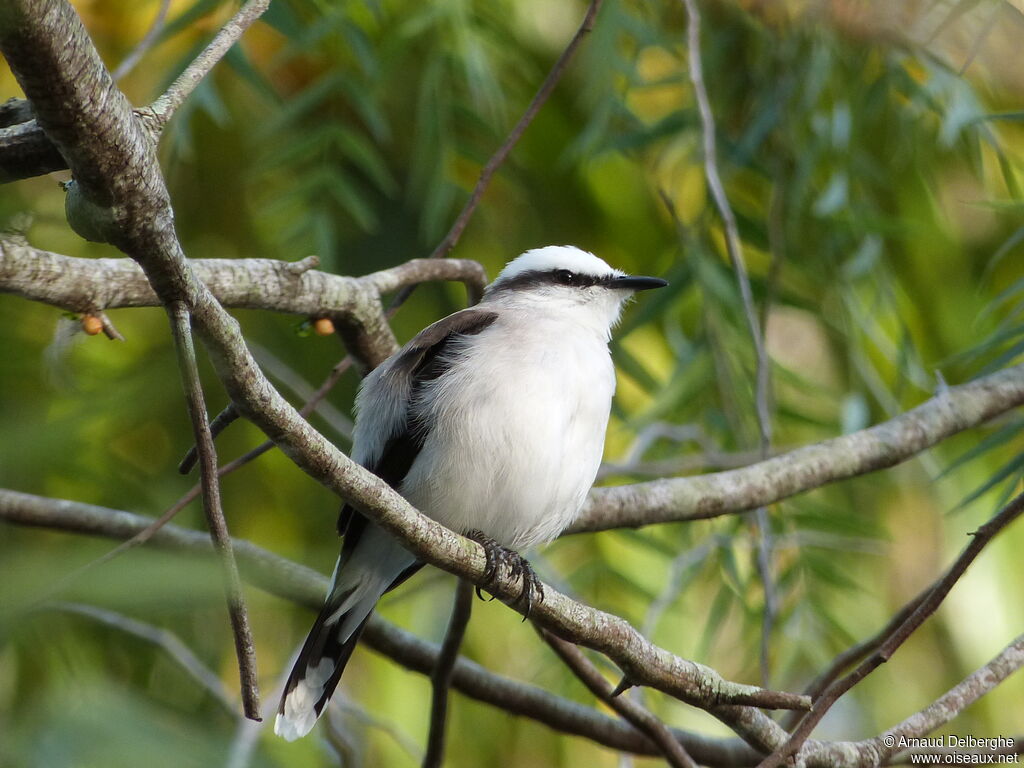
[336,307,500,551]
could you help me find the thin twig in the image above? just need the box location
[40,322,351,602]
[384,0,603,317]
[248,340,354,439]
[44,601,237,715]
[168,301,261,721]
[757,490,1024,768]
[97,311,125,341]
[782,586,929,730]
[45,355,355,606]
[958,1,1000,76]
[668,0,782,664]
[179,402,240,474]
[111,0,172,82]
[539,629,698,768]
[150,0,272,125]
[426,0,603,261]
[423,580,474,768]
[760,173,786,336]
[751,506,774,687]
[680,0,771,463]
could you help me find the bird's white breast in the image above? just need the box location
[400,311,615,549]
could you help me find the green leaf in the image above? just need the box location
[939,418,1024,479]
[955,451,1024,510]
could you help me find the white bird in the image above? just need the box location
[275,245,667,741]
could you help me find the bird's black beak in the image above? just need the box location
[609,275,669,291]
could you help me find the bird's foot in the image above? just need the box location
[465,530,545,618]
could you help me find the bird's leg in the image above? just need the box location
[465,530,545,618]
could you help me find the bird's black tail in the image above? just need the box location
[274,559,423,741]
[275,594,372,741]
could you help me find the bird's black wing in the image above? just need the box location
[336,308,500,576]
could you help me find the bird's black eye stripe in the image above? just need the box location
[550,269,601,288]
[486,268,604,294]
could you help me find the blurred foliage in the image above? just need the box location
[2,0,1024,766]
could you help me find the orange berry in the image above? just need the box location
[81,315,103,335]
[313,317,335,336]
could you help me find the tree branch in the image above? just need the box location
[168,300,261,721]
[675,0,778,679]
[42,601,237,716]
[10,488,1018,768]
[423,580,474,768]
[110,0,172,82]
[0,229,809,718]
[540,629,698,768]
[0,97,33,127]
[758,490,1024,768]
[0,489,763,767]
[0,239,487,371]
[0,240,485,324]
[426,0,604,260]
[807,635,1024,768]
[0,118,67,182]
[149,0,272,126]
[574,361,1024,532]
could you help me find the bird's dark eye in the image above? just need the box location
[554,269,576,285]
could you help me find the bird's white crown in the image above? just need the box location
[495,245,624,284]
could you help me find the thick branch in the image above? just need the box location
[0,97,33,127]
[0,241,485,319]
[0,118,66,182]
[0,0,161,219]
[0,240,489,370]
[0,489,763,767]
[575,362,1024,533]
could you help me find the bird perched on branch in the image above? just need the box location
[276,245,667,740]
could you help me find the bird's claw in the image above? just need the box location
[465,529,545,618]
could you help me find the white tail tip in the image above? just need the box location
[274,709,317,742]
